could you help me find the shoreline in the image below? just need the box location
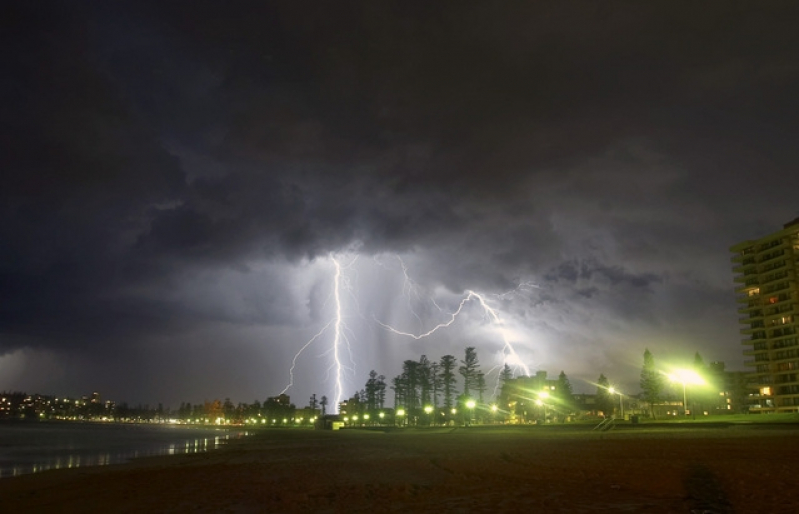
[0,422,251,479]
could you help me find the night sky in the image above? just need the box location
[3,1,799,409]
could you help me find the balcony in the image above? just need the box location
[760,249,786,263]
[761,271,790,286]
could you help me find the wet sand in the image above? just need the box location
[2,424,798,513]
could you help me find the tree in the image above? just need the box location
[429,362,441,410]
[476,371,486,405]
[459,347,480,397]
[595,374,613,417]
[418,355,432,409]
[365,370,380,413]
[500,364,513,384]
[320,395,328,416]
[693,352,705,370]
[556,371,574,418]
[439,355,457,411]
[640,349,663,419]
[692,352,710,416]
[376,374,387,410]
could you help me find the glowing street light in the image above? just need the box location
[424,405,433,426]
[536,391,550,423]
[608,387,623,420]
[668,369,705,416]
[396,408,405,427]
[465,399,476,426]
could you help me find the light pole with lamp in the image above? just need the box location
[465,399,476,426]
[424,405,433,426]
[668,369,704,417]
[608,387,623,420]
[536,391,550,424]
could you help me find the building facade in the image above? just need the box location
[730,218,799,413]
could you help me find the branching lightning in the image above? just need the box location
[281,253,537,411]
[376,289,531,378]
[331,257,344,409]
[281,255,356,413]
[280,321,332,395]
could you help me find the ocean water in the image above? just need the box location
[0,422,250,478]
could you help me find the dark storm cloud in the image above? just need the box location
[3,1,799,403]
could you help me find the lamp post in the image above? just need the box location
[396,408,405,427]
[668,369,705,417]
[608,387,623,420]
[465,399,476,426]
[424,405,433,426]
[537,391,550,424]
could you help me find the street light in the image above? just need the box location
[396,408,405,427]
[424,405,433,426]
[537,391,549,423]
[668,369,705,417]
[608,387,623,420]
[465,399,476,426]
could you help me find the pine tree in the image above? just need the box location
[596,374,613,417]
[556,371,574,417]
[439,355,457,410]
[459,347,480,397]
[640,349,663,419]
[476,371,486,404]
[418,355,432,408]
[429,362,441,409]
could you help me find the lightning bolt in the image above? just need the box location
[331,257,344,409]
[281,255,356,413]
[282,254,536,412]
[280,321,332,396]
[376,289,533,378]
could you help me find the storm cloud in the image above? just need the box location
[2,1,798,406]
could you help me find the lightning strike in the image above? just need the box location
[282,253,536,412]
[281,255,356,413]
[280,321,332,395]
[331,257,344,409]
[377,288,533,378]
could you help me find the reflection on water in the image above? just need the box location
[0,424,250,478]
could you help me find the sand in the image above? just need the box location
[2,423,799,513]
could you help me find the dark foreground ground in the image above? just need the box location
[2,423,798,513]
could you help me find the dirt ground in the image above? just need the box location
[2,423,799,513]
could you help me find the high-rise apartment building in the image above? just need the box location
[730,217,799,413]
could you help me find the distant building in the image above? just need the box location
[730,217,799,413]
[499,371,561,423]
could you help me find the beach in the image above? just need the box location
[2,424,798,513]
